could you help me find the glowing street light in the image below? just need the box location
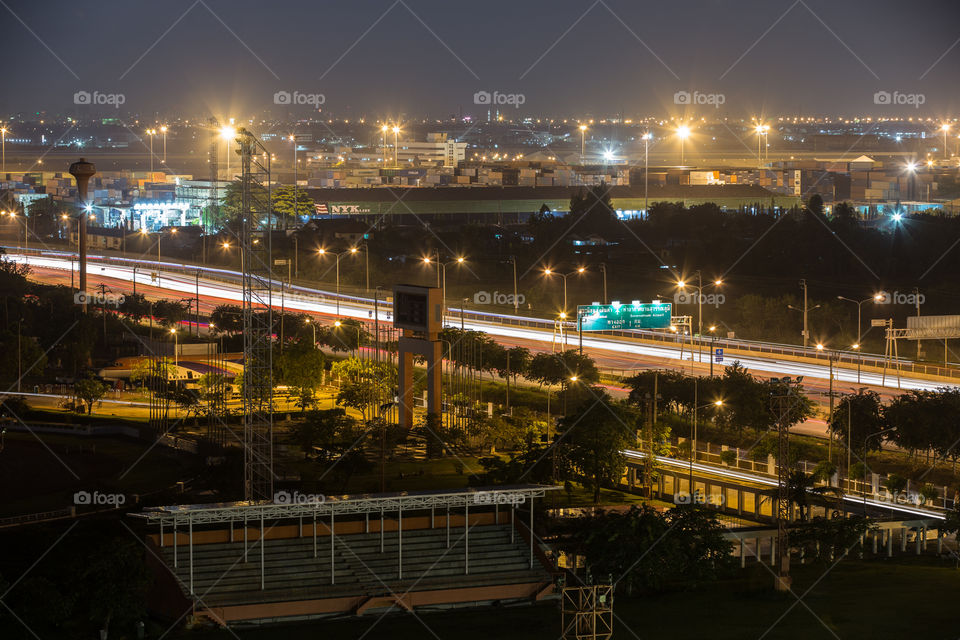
[579,124,587,161]
[676,125,691,165]
[754,123,770,167]
[146,128,156,171]
[0,126,7,172]
[942,123,951,159]
[160,125,168,164]
[220,125,236,179]
[392,126,400,167]
[380,124,389,168]
[318,247,359,315]
[543,267,587,318]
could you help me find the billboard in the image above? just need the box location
[577,301,672,331]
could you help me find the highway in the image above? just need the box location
[10,250,955,398]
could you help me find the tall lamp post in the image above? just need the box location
[688,392,724,498]
[543,266,586,317]
[677,272,722,370]
[507,256,519,314]
[392,126,400,168]
[642,132,651,215]
[436,256,465,323]
[598,263,608,305]
[318,247,358,317]
[676,125,690,165]
[942,124,951,159]
[1,127,7,173]
[836,294,884,347]
[69,158,96,313]
[380,124,389,169]
[146,128,156,172]
[579,124,587,163]
[160,125,168,164]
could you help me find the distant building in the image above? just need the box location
[397,133,466,167]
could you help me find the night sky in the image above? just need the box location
[2,0,959,119]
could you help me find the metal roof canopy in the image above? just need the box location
[130,485,560,526]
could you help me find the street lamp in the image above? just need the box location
[942,124,951,159]
[836,294,884,347]
[392,126,400,167]
[439,256,466,323]
[642,132,652,215]
[160,125,168,164]
[543,266,586,317]
[220,125,236,179]
[318,247,358,316]
[579,124,587,162]
[689,392,724,498]
[754,123,770,167]
[677,272,722,369]
[170,327,179,369]
[381,124,389,168]
[334,319,362,355]
[1,126,7,172]
[304,317,317,346]
[676,125,690,165]
[146,128,156,172]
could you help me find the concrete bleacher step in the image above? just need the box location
[162,525,550,606]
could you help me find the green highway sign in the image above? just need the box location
[577,301,672,331]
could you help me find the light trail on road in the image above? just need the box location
[12,252,953,393]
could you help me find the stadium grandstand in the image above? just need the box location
[133,485,560,625]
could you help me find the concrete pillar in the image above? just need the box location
[886,529,893,557]
[173,517,177,568]
[159,520,164,548]
[770,538,776,565]
[915,527,922,555]
[737,489,743,517]
[260,511,265,591]
[900,527,907,552]
[740,538,746,568]
[188,518,193,595]
[872,530,878,554]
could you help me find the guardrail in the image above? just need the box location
[11,246,960,382]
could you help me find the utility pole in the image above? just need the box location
[771,377,802,592]
[800,279,809,349]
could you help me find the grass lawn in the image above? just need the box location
[171,557,960,640]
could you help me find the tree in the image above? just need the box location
[560,390,636,503]
[562,504,732,596]
[210,304,243,334]
[829,389,884,461]
[74,374,108,414]
[276,337,325,411]
[330,357,396,421]
[271,185,316,224]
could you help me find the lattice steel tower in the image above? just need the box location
[237,128,275,501]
